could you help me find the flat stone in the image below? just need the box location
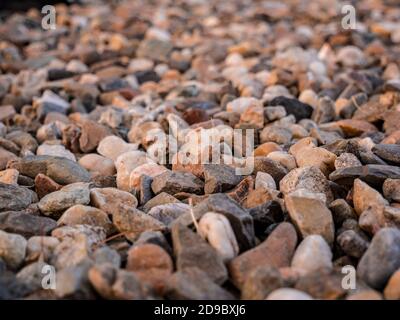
[357,228,400,290]
[0,211,56,238]
[8,155,91,185]
[0,182,37,212]
[228,222,297,289]
[151,171,204,195]
[126,243,173,295]
[171,223,228,284]
[58,205,113,235]
[372,144,400,164]
[198,212,239,262]
[291,235,332,274]
[203,164,243,194]
[335,119,378,137]
[260,126,292,145]
[329,165,400,187]
[280,166,334,203]
[269,96,313,121]
[0,230,27,269]
[241,266,284,300]
[97,135,138,161]
[37,143,76,162]
[285,189,335,245]
[90,187,138,216]
[38,182,90,215]
[165,267,234,300]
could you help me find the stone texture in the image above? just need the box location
[90,187,138,216]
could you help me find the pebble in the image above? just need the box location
[285,189,335,245]
[165,267,234,300]
[352,179,388,215]
[266,288,313,300]
[372,144,400,164]
[58,205,113,235]
[198,212,239,262]
[78,154,116,176]
[291,235,332,274]
[229,222,297,289]
[383,179,400,202]
[151,171,204,195]
[171,223,228,285]
[148,203,191,226]
[38,182,90,216]
[90,187,138,216]
[126,243,173,295]
[337,230,369,259]
[37,143,76,162]
[203,164,243,194]
[0,230,27,269]
[0,182,37,212]
[334,152,362,169]
[97,135,138,162]
[92,246,121,268]
[0,168,18,185]
[357,228,400,290]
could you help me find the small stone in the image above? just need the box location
[265,106,287,121]
[253,142,282,157]
[34,90,70,119]
[8,155,91,185]
[58,205,113,235]
[79,120,111,153]
[0,105,15,121]
[239,103,264,128]
[151,171,204,195]
[0,211,56,238]
[129,163,168,191]
[312,96,335,124]
[0,182,37,212]
[190,193,255,251]
[383,179,400,202]
[372,144,400,164]
[137,38,173,62]
[26,236,59,262]
[34,173,61,199]
[291,235,332,274]
[252,157,288,184]
[248,201,283,235]
[229,222,297,289]
[142,192,180,212]
[260,126,292,145]
[329,164,400,187]
[241,266,284,300]
[285,189,335,245]
[16,261,48,294]
[165,267,234,300]
[266,288,313,300]
[280,166,333,203]
[97,135,138,161]
[269,96,313,121]
[112,206,166,241]
[38,182,90,216]
[336,46,367,68]
[353,179,388,215]
[0,169,18,185]
[92,246,121,267]
[255,172,277,190]
[384,269,400,300]
[148,203,191,226]
[126,243,173,295]
[335,119,378,137]
[0,230,27,269]
[172,223,227,284]
[90,187,138,216]
[267,151,297,171]
[78,154,115,176]
[357,228,400,290]
[337,230,369,258]
[328,199,357,226]
[334,153,362,170]
[36,143,76,162]
[294,146,337,176]
[295,268,345,300]
[198,212,239,262]
[203,164,243,194]
[115,151,154,191]
[226,97,262,114]
[0,147,18,171]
